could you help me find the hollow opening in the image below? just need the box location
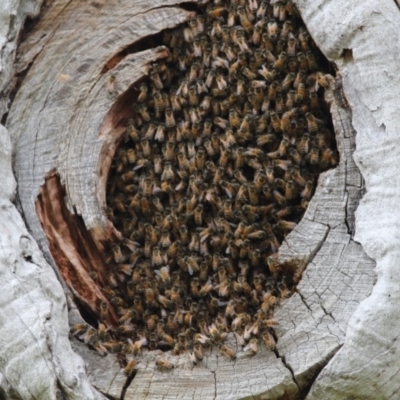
[95,0,340,367]
[38,0,340,372]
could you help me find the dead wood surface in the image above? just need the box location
[4,0,378,399]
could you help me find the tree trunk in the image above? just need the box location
[0,0,396,399]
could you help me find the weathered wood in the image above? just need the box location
[0,0,387,399]
[293,0,400,398]
[0,1,105,399]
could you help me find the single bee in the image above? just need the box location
[156,358,175,370]
[279,20,292,40]
[278,220,297,231]
[151,246,163,267]
[165,108,176,128]
[244,337,258,355]
[192,204,203,226]
[284,90,295,109]
[196,14,205,33]
[158,294,172,310]
[220,344,236,360]
[236,6,253,33]
[279,2,287,20]
[297,52,308,71]
[189,17,198,36]
[239,114,252,134]
[266,20,278,41]
[285,180,297,200]
[262,331,276,351]
[282,72,295,92]
[267,81,279,101]
[150,69,163,89]
[131,336,148,356]
[296,26,309,49]
[137,82,148,102]
[321,148,338,168]
[111,243,125,263]
[305,112,318,133]
[272,189,287,206]
[247,230,266,240]
[268,111,281,133]
[257,0,268,19]
[289,147,302,165]
[295,82,306,102]
[189,107,200,124]
[306,51,318,71]
[183,27,194,43]
[195,147,206,169]
[294,134,310,157]
[124,358,139,376]
[70,323,88,336]
[188,86,199,106]
[241,67,257,80]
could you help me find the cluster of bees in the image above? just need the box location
[72,0,338,373]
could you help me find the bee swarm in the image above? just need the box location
[73,0,338,365]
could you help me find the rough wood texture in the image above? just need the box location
[293,0,400,398]
[0,2,105,398]
[0,0,386,399]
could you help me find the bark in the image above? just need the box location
[0,0,395,399]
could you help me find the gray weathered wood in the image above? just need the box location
[0,1,105,399]
[293,0,400,398]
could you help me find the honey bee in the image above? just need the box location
[193,342,204,362]
[191,203,203,225]
[305,112,318,133]
[70,323,88,336]
[262,331,276,351]
[196,14,205,33]
[131,335,148,356]
[297,52,308,71]
[189,107,200,124]
[165,108,176,128]
[238,115,251,135]
[289,70,305,90]
[124,358,139,376]
[298,27,310,50]
[244,337,258,355]
[189,17,198,36]
[214,74,228,92]
[280,72,295,92]
[247,230,266,240]
[232,312,251,331]
[137,82,149,102]
[188,86,199,106]
[236,6,253,33]
[158,294,172,310]
[256,0,268,19]
[321,148,337,168]
[306,51,318,71]
[284,179,296,200]
[295,82,306,102]
[156,358,175,370]
[190,277,201,297]
[241,67,257,80]
[151,246,163,267]
[271,52,286,70]
[183,27,194,43]
[149,68,163,90]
